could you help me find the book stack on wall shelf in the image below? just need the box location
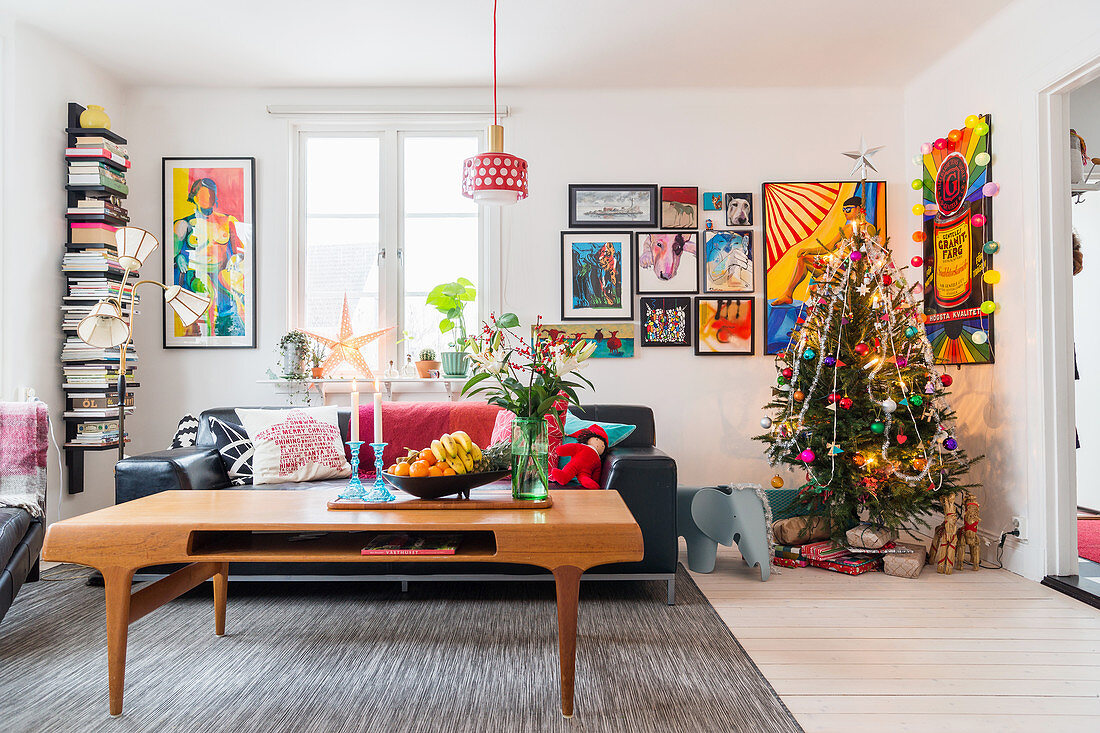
[61,102,136,494]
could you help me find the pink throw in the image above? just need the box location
[0,402,48,518]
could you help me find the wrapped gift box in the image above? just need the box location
[810,554,882,575]
[845,523,898,550]
[773,543,803,560]
[774,557,810,568]
[883,542,927,579]
[801,540,850,562]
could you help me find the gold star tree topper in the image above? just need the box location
[299,294,391,379]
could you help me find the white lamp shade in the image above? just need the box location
[164,285,211,327]
[115,227,159,270]
[76,300,130,348]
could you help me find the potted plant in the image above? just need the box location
[277,331,310,379]
[426,278,476,377]
[462,314,597,500]
[309,340,328,379]
[415,347,440,378]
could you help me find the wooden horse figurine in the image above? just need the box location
[955,493,981,571]
[930,493,959,575]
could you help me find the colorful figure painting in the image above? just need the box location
[533,323,635,358]
[762,181,886,354]
[560,231,633,320]
[725,192,753,226]
[703,192,723,211]
[695,296,754,355]
[660,186,698,229]
[636,231,699,294]
[162,157,256,348]
[703,230,753,293]
[640,297,691,347]
[920,114,994,365]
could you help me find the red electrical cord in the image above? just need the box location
[492,0,498,126]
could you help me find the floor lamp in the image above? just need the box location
[76,227,210,462]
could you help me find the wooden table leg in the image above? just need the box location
[102,567,135,716]
[213,562,228,636]
[552,565,582,718]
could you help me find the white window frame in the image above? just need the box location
[288,119,498,368]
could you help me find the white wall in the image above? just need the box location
[1070,78,1100,511]
[903,0,1100,578]
[122,85,907,490]
[0,22,126,520]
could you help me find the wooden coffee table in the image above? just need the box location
[42,488,643,718]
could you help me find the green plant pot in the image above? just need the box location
[441,351,469,377]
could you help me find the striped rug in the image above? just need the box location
[0,565,800,733]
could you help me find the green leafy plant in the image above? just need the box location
[309,340,328,368]
[426,278,476,350]
[418,347,438,362]
[277,331,311,379]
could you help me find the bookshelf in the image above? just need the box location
[62,102,134,495]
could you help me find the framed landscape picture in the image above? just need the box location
[660,186,699,229]
[725,192,753,226]
[162,157,256,348]
[560,231,633,320]
[636,231,699,294]
[703,230,753,293]
[533,323,634,358]
[640,297,691,347]
[568,184,658,228]
[695,296,754,355]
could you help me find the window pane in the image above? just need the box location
[306,137,380,215]
[404,136,478,214]
[403,217,479,355]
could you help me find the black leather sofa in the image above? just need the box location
[0,506,43,624]
[116,404,680,602]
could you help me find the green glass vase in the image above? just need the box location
[510,416,549,501]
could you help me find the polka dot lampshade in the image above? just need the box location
[462,125,528,205]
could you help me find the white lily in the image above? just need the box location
[573,340,598,362]
[470,347,507,375]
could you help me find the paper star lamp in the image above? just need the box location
[299,294,392,379]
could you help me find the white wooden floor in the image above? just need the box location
[687,542,1100,733]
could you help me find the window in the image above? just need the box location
[295,128,484,374]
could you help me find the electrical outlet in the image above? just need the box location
[1011,515,1026,540]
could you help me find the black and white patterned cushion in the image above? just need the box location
[169,413,200,449]
[207,416,255,486]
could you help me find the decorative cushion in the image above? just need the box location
[489,409,514,446]
[169,413,200,449]
[486,400,568,474]
[207,416,255,486]
[562,414,636,448]
[236,407,351,486]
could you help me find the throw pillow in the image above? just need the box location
[236,407,351,486]
[488,409,514,446]
[487,401,568,475]
[562,414,636,447]
[207,416,255,486]
[168,413,200,449]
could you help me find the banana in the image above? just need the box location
[458,448,474,472]
[430,440,448,464]
[444,453,467,475]
[469,442,483,463]
[450,431,472,453]
[440,433,459,457]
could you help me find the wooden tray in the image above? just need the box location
[328,485,552,511]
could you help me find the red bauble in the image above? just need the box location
[854,343,870,356]
[781,367,793,378]
[940,374,953,387]
[827,392,839,404]
[839,397,854,410]
[882,274,892,285]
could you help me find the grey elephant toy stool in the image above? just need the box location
[677,484,771,580]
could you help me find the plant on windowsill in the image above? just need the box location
[277,330,310,379]
[426,278,476,377]
[309,340,328,379]
[416,347,440,379]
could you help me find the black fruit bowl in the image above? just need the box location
[381,469,511,500]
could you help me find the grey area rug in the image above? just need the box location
[0,565,800,733]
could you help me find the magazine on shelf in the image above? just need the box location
[361,532,464,556]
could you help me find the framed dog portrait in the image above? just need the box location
[640,297,691,347]
[695,296,755,355]
[635,231,699,294]
[568,184,658,228]
[725,192,753,227]
[660,186,699,229]
[560,231,634,321]
[703,230,753,293]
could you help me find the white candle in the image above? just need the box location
[374,379,383,443]
[350,379,360,442]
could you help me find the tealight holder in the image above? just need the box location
[363,441,395,502]
[338,440,366,501]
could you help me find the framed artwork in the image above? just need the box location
[703,191,723,211]
[695,296,754,355]
[568,184,658,228]
[533,323,635,358]
[703,230,753,293]
[560,231,634,320]
[762,180,886,354]
[921,113,995,365]
[162,157,256,348]
[640,297,691,347]
[660,186,698,229]
[725,192,753,226]
[636,231,699,294]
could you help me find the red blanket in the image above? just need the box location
[348,401,502,471]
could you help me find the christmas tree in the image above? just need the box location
[755,190,980,539]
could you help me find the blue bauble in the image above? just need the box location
[905,326,918,338]
[803,348,816,360]
[823,356,837,367]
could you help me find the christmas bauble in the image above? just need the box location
[854,343,869,356]
[905,326,918,338]
[760,417,772,429]
[803,348,816,360]
[824,356,837,367]
[852,453,866,466]
[770,475,784,488]
[882,274,892,285]
[896,357,908,368]
[781,367,793,378]
[897,434,908,444]
[940,374,953,387]
[882,398,897,413]
[943,437,958,451]
[871,421,885,434]
[827,392,839,404]
[839,397,853,410]
[850,251,863,261]
[793,390,805,402]
[911,256,924,268]
[777,376,787,385]
[799,449,815,462]
[912,458,928,471]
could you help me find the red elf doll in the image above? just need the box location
[549,425,608,490]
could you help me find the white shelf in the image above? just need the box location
[258,376,470,402]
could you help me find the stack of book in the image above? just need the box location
[69,420,122,446]
[67,161,128,195]
[66,196,129,222]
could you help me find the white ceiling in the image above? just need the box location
[1,0,1013,89]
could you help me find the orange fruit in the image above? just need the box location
[427,465,443,477]
[409,460,430,478]
[386,464,398,474]
[418,449,437,465]
[393,462,411,477]
[441,466,457,476]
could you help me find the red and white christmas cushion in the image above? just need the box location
[236,407,351,485]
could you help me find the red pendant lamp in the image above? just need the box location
[462,0,528,205]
